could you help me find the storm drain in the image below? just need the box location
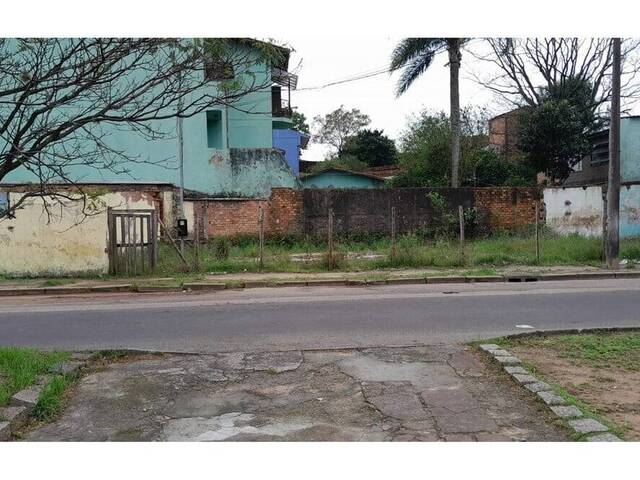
[506,276,539,283]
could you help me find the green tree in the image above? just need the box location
[469,149,536,186]
[518,76,600,182]
[291,110,310,134]
[310,154,367,173]
[342,129,397,167]
[313,106,371,155]
[390,38,467,187]
[391,107,490,187]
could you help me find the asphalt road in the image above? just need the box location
[1,278,639,353]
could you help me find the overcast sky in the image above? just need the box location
[286,37,640,162]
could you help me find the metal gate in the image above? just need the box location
[107,208,157,276]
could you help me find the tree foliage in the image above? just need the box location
[341,129,397,167]
[291,110,310,134]
[312,106,371,155]
[0,38,284,218]
[391,106,537,188]
[392,107,492,187]
[310,154,368,173]
[518,76,601,182]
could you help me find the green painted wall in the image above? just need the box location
[621,117,640,183]
[2,40,295,198]
[301,171,384,189]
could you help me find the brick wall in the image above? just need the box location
[474,187,540,231]
[267,188,303,236]
[189,188,302,238]
[187,186,540,239]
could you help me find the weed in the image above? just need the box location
[33,373,75,421]
[0,347,69,406]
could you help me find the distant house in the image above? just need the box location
[488,108,528,163]
[300,167,386,189]
[564,117,640,187]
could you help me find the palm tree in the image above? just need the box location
[391,38,464,187]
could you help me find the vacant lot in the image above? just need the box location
[155,233,640,276]
[502,332,640,440]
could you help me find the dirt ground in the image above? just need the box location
[21,345,567,442]
[509,343,640,440]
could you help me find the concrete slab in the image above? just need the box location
[585,433,622,442]
[23,346,569,442]
[550,405,583,419]
[537,391,567,406]
[568,418,609,434]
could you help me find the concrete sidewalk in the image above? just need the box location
[24,345,567,441]
[1,265,638,297]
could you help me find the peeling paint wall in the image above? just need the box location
[544,185,640,238]
[620,185,640,237]
[0,191,160,276]
[543,187,604,237]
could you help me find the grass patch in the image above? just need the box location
[475,333,636,440]
[0,347,70,406]
[152,234,640,276]
[33,373,75,421]
[517,359,629,440]
[503,332,640,371]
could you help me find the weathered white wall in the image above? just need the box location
[543,186,604,237]
[0,191,158,276]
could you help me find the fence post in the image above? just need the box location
[390,206,397,261]
[535,201,540,264]
[458,205,465,262]
[328,208,334,270]
[259,206,265,271]
[194,215,201,272]
[602,189,608,261]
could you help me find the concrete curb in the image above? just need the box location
[0,358,88,442]
[0,269,638,297]
[478,344,623,442]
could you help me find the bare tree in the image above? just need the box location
[470,38,640,114]
[313,106,371,156]
[0,38,284,219]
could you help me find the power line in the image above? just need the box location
[297,66,397,91]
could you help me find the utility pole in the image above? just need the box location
[177,100,186,256]
[605,37,621,269]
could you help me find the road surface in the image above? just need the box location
[1,278,639,352]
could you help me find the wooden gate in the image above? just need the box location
[107,208,158,276]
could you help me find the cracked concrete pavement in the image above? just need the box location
[24,345,568,441]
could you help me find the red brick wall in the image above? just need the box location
[191,188,303,238]
[474,187,540,231]
[190,187,539,239]
[266,188,302,236]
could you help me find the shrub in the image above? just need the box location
[213,237,231,261]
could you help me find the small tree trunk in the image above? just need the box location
[448,39,462,188]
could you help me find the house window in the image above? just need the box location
[0,191,9,218]
[204,58,234,81]
[206,110,224,149]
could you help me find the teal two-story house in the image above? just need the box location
[2,39,307,199]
